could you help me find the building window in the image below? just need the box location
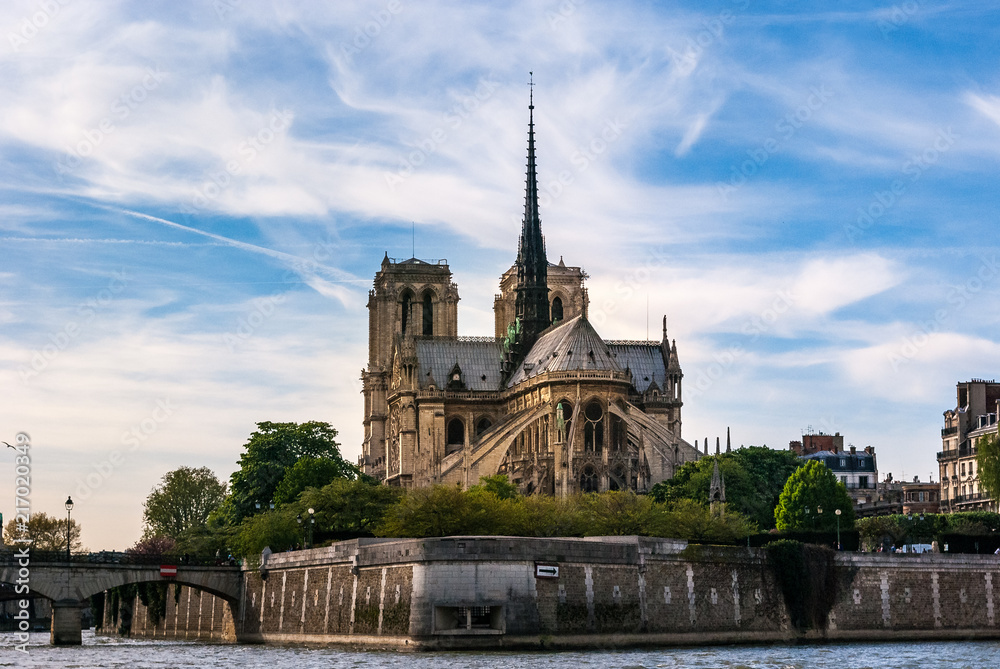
[447,418,465,449]
[840,458,846,468]
[401,292,412,334]
[858,475,869,488]
[551,296,563,323]
[580,465,599,493]
[583,401,604,452]
[961,462,966,476]
[475,417,493,437]
[422,292,434,336]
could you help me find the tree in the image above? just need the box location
[273,456,355,506]
[298,478,403,540]
[775,460,855,532]
[976,433,1000,508]
[142,466,227,539]
[4,512,83,552]
[579,490,656,536]
[649,499,756,543]
[218,421,356,524]
[650,447,802,530]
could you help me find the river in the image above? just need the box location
[1,631,999,668]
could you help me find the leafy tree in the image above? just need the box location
[469,474,520,501]
[232,509,301,557]
[273,456,355,506]
[142,466,227,539]
[4,512,83,552]
[650,447,800,530]
[127,535,177,555]
[976,433,1000,507]
[579,490,656,536]
[219,421,356,524]
[512,494,586,537]
[376,484,501,537]
[298,478,404,540]
[775,460,855,532]
[649,499,756,543]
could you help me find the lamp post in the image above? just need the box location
[64,496,74,561]
[307,507,315,549]
[296,514,303,550]
[835,508,842,550]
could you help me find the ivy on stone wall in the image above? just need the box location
[136,582,169,627]
[765,539,844,632]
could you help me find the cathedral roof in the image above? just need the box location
[506,315,623,387]
[607,342,669,394]
[414,338,503,391]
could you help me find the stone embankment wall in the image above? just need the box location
[97,536,1000,648]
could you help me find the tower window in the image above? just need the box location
[423,292,433,336]
[580,465,599,493]
[551,296,563,323]
[475,417,493,436]
[401,292,412,335]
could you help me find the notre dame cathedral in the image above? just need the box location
[360,96,702,495]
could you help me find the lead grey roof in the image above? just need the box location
[607,342,668,393]
[800,450,876,473]
[414,338,503,391]
[507,316,623,387]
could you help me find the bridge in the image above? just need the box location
[0,550,241,645]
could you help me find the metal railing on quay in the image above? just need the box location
[0,550,239,567]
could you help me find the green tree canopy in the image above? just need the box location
[298,478,404,540]
[650,446,802,529]
[142,466,227,539]
[4,511,83,552]
[775,460,855,532]
[273,456,357,506]
[218,421,356,524]
[975,433,1000,505]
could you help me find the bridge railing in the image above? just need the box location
[0,550,239,567]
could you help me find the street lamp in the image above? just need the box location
[64,496,74,561]
[835,508,842,550]
[307,507,315,549]
[296,514,303,550]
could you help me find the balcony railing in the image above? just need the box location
[941,426,958,437]
[937,445,977,460]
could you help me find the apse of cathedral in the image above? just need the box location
[360,94,702,495]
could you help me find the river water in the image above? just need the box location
[2,631,999,668]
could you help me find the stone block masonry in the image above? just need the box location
[95,537,1000,649]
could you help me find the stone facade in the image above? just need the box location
[938,378,999,512]
[359,104,700,495]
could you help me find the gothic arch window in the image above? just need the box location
[609,465,626,491]
[400,290,414,335]
[422,291,434,336]
[475,417,493,437]
[580,465,599,493]
[447,418,465,449]
[611,415,625,451]
[551,296,563,323]
[583,401,604,452]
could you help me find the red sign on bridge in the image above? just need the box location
[160,565,177,577]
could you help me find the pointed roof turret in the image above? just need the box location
[726,427,731,453]
[710,459,726,514]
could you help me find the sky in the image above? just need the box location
[2,1,999,550]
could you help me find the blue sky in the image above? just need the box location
[2,1,999,549]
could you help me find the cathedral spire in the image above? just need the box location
[512,72,549,354]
